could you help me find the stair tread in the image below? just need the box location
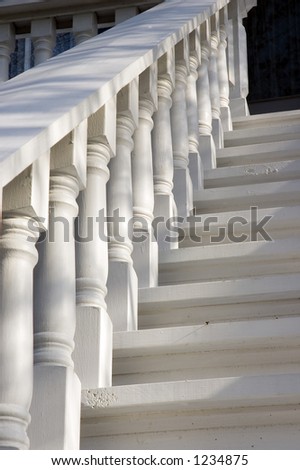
[232,109,300,130]
[113,317,300,357]
[204,160,300,188]
[82,373,300,417]
[224,123,300,147]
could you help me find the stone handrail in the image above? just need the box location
[0,0,256,450]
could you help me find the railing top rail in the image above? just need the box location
[0,0,229,187]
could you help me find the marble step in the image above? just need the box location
[204,160,300,188]
[232,109,300,130]
[217,139,300,167]
[112,317,300,385]
[179,205,300,248]
[138,273,300,329]
[224,123,300,147]
[158,237,300,285]
[81,373,300,449]
[193,180,300,214]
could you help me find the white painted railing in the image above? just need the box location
[0,0,256,450]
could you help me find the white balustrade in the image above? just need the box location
[0,0,256,449]
[106,80,139,332]
[132,65,158,288]
[0,24,15,82]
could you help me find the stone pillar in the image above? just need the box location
[0,24,15,82]
[115,7,138,25]
[171,38,193,218]
[0,152,49,449]
[209,13,223,149]
[74,99,116,389]
[73,13,98,45]
[186,27,203,192]
[218,6,232,132]
[132,64,158,288]
[228,0,250,117]
[31,18,55,66]
[197,20,216,171]
[152,49,177,250]
[106,80,139,332]
[30,122,87,449]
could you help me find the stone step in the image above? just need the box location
[158,237,300,285]
[81,374,300,449]
[224,123,300,147]
[217,140,300,167]
[179,205,300,247]
[204,160,300,188]
[138,273,300,329]
[193,180,300,214]
[232,109,300,130]
[112,317,300,385]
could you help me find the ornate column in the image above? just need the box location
[186,27,203,192]
[0,24,15,82]
[74,99,116,388]
[132,64,158,288]
[73,13,98,45]
[228,0,250,117]
[197,20,216,171]
[171,38,193,218]
[0,153,49,449]
[209,12,223,149]
[152,49,177,250]
[30,122,87,449]
[106,80,138,331]
[218,6,233,132]
[31,18,55,66]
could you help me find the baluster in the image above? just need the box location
[73,13,98,46]
[132,64,158,288]
[197,20,216,171]
[186,27,203,192]
[115,7,138,24]
[0,153,49,449]
[74,99,116,388]
[152,49,177,250]
[228,0,250,117]
[171,38,193,218]
[0,24,15,82]
[218,6,233,132]
[209,12,223,149]
[31,18,55,66]
[106,80,138,332]
[30,122,87,449]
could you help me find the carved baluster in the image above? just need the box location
[30,122,87,449]
[218,6,232,132]
[31,19,55,66]
[228,0,250,117]
[152,49,177,250]
[186,27,203,192]
[73,13,98,45]
[74,99,116,388]
[0,153,49,449]
[132,64,158,288]
[106,80,138,331]
[209,12,223,149]
[0,24,15,82]
[197,20,216,171]
[171,38,193,218]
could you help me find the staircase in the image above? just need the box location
[0,0,300,452]
[81,110,300,450]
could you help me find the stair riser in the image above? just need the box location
[233,110,300,130]
[224,124,300,147]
